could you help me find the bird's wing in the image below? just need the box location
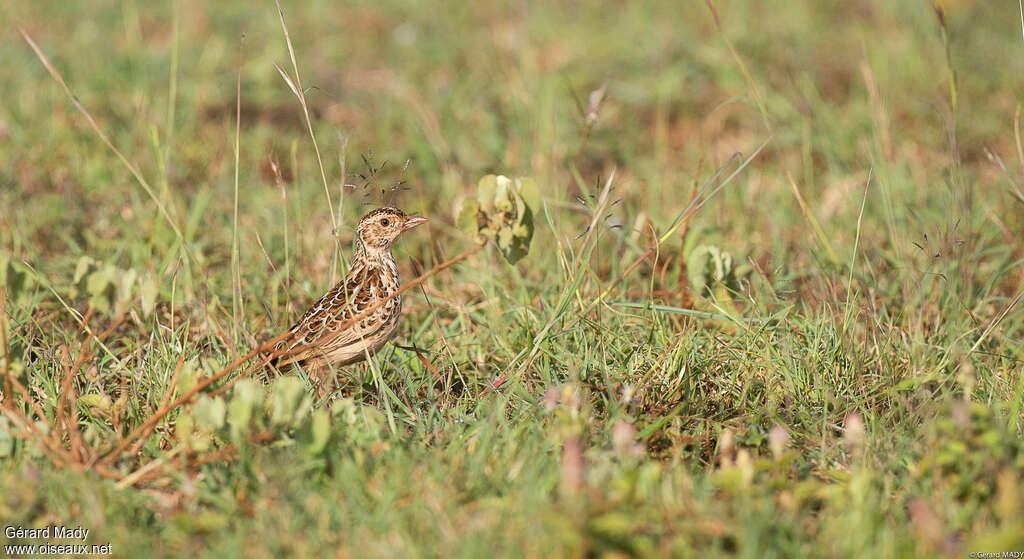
[277,264,393,363]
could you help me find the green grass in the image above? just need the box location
[1,0,1023,556]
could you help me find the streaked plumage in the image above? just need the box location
[273,207,426,381]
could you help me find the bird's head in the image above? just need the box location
[356,207,427,252]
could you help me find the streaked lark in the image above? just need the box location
[273,207,427,383]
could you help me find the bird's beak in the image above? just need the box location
[402,215,428,231]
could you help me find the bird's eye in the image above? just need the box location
[381,219,390,227]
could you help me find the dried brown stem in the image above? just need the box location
[1,289,11,400]
[56,307,93,459]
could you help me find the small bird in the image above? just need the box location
[272,207,427,385]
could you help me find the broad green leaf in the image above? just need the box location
[686,245,749,295]
[228,379,263,441]
[331,398,386,443]
[291,391,313,428]
[116,268,138,308]
[73,256,95,284]
[477,174,498,213]
[517,177,540,211]
[500,204,533,264]
[270,376,306,426]
[469,174,536,264]
[177,361,200,397]
[456,199,480,239]
[86,265,116,314]
[307,408,330,454]
[497,227,514,250]
[176,413,194,446]
[192,396,226,432]
[82,424,103,448]
[140,275,159,316]
[79,393,113,418]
